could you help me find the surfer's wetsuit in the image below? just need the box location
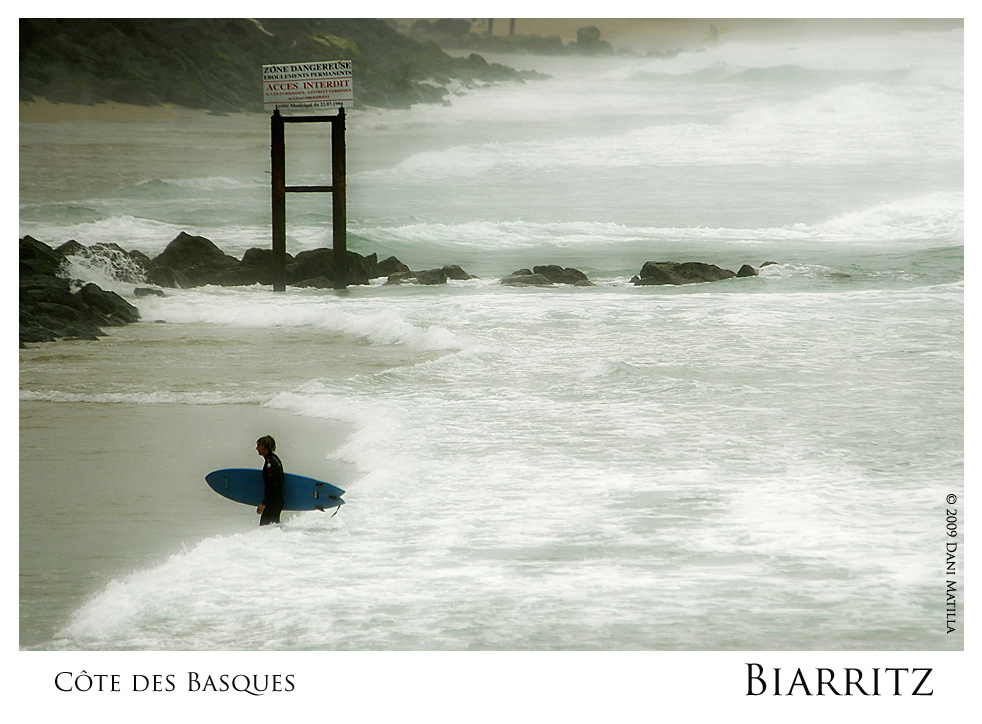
[260,451,285,525]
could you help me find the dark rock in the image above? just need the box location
[20,235,66,277]
[134,287,166,297]
[378,256,411,276]
[635,264,674,285]
[241,247,294,269]
[213,267,270,287]
[19,236,140,346]
[20,273,77,308]
[760,261,779,267]
[219,247,292,286]
[149,231,240,286]
[147,265,191,289]
[532,264,594,286]
[147,235,382,288]
[75,283,140,324]
[441,265,474,280]
[501,265,593,286]
[294,276,334,289]
[127,249,153,274]
[60,323,101,341]
[736,264,758,277]
[416,268,448,285]
[383,265,471,286]
[291,247,374,286]
[634,261,737,286]
[292,248,336,281]
[19,328,52,345]
[55,239,86,257]
[384,271,418,285]
[153,233,231,268]
[21,312,102,343]
[34,301,85,323]
[533,264,568,281]
[502,270,554,287]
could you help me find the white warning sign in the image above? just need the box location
[263,60,353,111]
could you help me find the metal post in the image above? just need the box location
[332,107,347,290]
[270,107,347,291]
[270,109,287,292]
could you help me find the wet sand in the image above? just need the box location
[19,100,270,204]
[18,98,209,123]
[19,399,353,648]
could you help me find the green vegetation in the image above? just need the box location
[19,18,545,112]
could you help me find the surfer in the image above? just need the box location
[256,435,285,526]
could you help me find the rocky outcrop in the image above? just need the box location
[148,232,242,286]
[502,265,594,287]
[56,239,151,283]
[632,261,738,286]
[378,256,411,276]
[441,265,474,281]
[21,230,783,349]
[20,231,436,344]
[19,236,140,346]
[502,270,553,287]
[415,269,449,286]
[384,265,476,285]
[140,233,382,288]
[532,265,595,286]
[35,231,463,292]
[289,247,378,287]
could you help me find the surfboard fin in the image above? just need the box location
[314,502,343,517]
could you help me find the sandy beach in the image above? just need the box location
[19,100,270,204]
[19,98,207,123]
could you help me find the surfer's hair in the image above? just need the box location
[257,435,276,452]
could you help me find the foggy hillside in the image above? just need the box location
[19,18,542,112]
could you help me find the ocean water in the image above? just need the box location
[19,27,963,650]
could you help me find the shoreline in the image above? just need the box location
[18,98,229,124]
[19,398,355,649]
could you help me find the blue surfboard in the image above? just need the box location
[205,468,345,512]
